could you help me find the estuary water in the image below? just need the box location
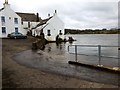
[14,34,119,86]
[65,34,119,67]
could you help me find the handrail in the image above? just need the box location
[68,45,119,66]
[68,45,120,47]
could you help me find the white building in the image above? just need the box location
[16,12,41,34]
[33,10,65,41]
[0,0,26,38]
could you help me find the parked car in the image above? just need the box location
[8,32,27,39]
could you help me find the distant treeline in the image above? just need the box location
[65,28,120,34]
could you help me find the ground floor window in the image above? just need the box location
[28,22,30,28]
[59,30,62,35]
[2,27,6,34]
[15,27,18,33]
[47,30,51,36]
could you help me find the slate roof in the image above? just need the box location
[35,16,53,28]
[16,12,42,22]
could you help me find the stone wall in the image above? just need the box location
[32,36,47,50]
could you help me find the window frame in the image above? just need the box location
[1,16,5,23]
[47,30,51,36]
[15,27,18,33]
[59,30,62,35]
[2,27,6,34]
[1,16,5,26]
[14,18,18,24]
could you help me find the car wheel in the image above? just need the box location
[14,37,17,39]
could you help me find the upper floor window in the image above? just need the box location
[1,16,5,23]
[1,16,5,26]
[9,17,11,20]
[14,18,18,24]
[2,27,6,34]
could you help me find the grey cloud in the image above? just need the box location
[1,0,117,29]
[35,1,118,29]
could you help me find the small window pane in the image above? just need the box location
[59,30,62,35]
[47,30,51,36]
[15,27,18,33]
[14,18,18,24]
[2,27,6,34]
[1,16,5,23]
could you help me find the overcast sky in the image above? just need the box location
[0,0,119,29]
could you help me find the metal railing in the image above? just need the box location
[68,45,119,66]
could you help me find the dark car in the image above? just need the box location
[8,32,27,39]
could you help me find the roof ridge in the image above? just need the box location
[34,16,53,29]
[16,12,36,15]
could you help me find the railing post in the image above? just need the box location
[68,46,69,52]
[98,45,101,66]
[75,45,77,62]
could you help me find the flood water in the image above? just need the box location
[66,34,119,67]
[14,34,119,86]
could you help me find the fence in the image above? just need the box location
[68,45,119,67]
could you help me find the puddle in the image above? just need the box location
[14,48,119,86]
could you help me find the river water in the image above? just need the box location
[65,34,119,67]
[14,34,119,86]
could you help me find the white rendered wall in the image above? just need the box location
[23,21,39,35]
[22,21,39,29]
[43,14,64,41]
[0,4,26,37]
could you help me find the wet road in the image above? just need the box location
[13,43,119,86]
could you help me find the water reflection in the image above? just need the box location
[48,46,51,52]
[56,42,63,50]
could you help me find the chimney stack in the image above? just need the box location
[36,13,39,22]
[4,0,10,8]
[5,0,8,4]
[54,10,57,16]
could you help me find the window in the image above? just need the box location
[28,22,30,28]
[9,17,11,20]
[21,21,23,25]
[1,16,5,25]
[2,27,6,34]
[14,18,18,24]
[59,30,62,35]
[1,16,5,23]
[47,30,51,36]
[15,27,18,33]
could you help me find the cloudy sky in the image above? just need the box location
[0,0,119,29]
